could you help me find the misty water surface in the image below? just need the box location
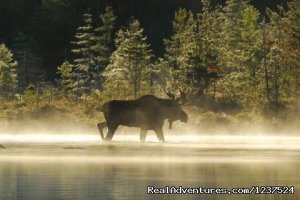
[0,135,299,200]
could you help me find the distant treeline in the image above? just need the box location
[0,0,288,80]
[0,0,299,116]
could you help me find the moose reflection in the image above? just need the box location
[97,92,188,142]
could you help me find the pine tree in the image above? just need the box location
[104,19,153,99]
[71,11,96,96]
[265,1,300,105]
[11,32,45,92]
[239,5,265,108]
[0,43,17,96]
[57,61,75,92]
[216,0,264,109]
[11,32,27,92]
[220,0,248,72]
[199,0,222,65]
[279,0,300,101]
[164,8,206,96]
[93,6,116,89]
[198,0,223,100]
[240,5,261,78]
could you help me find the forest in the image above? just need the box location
[0,0,299,134]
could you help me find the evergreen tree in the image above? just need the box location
[265,1,300,105]
[216,0,264,109]
[57,61,75,92]
[0,43,17,96]
[279,0,300,101]
[199,0,222,66]
[71,11,96,96]
[11,32,45,92]
[93,6,116,89]
[11,32,27,92]
[198,0,223,100]
[164,8,206,97]
[240,5,261,78]
[220,0,248,72]
[104,19,153,99]
[239,5,265,108]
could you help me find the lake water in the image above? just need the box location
[0,135,299,200]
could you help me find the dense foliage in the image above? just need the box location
[0,44,17,96]
[0,0,299,129]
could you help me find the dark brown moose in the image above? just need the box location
[97,94,188,142]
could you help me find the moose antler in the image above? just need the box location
[179,90,188,105]
[164,88,190,105]
[164,88,175,100]
[175,90,190,105]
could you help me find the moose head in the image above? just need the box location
[164,88,188,129]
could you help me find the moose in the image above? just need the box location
[97,91,188,142]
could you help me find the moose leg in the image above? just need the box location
[140,129,147,142]
[97,121,107,140]
[168,119,173,129]
[154,128,165,142]
[104,124,118,141]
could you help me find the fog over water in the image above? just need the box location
[0,122,299,200]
